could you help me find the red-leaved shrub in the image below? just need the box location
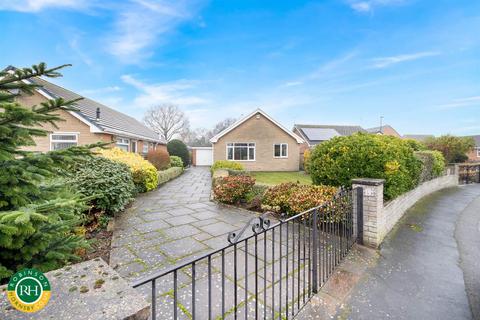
[213,175,255,204]
[146,148,171,170]
[262,182,337,214]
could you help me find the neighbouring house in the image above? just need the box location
[209,109,304,171]
[402,134,434,142]
[292,124,366,168]
[366,125,401,137]
[465,135,480,162]
[11,72,165,154]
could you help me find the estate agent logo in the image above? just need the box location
[7,268,51,313]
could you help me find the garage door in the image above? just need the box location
[195,148,213,166]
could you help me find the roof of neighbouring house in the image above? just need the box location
[402,134,434,141]
[210,109,304,144]
[12,71,163,143]
[293,124,366,146]
[465,135,480,147]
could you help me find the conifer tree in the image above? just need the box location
[0,63,98,281]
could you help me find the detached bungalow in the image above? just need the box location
[12,74,165,154]
[209,109,304,171]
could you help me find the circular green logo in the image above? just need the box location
[7,268,51,313]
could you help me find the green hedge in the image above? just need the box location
[414,150,446,182]
[167,139,190,167]
[309,133,422,200]
[211,160,244,173]
[170,155,183,167]
[158,167,184,185]
[65,157,136,215]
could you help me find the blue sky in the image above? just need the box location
[1,0,479,135]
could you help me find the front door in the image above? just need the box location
[131,140,137,153]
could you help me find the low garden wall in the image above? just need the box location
[353,167,458,248]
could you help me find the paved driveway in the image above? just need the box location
[110,166,254,283]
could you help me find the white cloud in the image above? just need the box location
[371,51,441,68]
[107,0,203,62]
[436,96,480,109]
[0,0,95,12]
[121,74,209,109]
[348,0,405,13]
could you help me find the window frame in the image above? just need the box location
[477,148,480,158]
[130,140,137,153]
[116,136,130,152]
[50,132,78,151]
[142,142,149,154]
[226,142,256,161]
[273,143,288,158]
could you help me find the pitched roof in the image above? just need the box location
[402,134,434,142]
[365,124,400,136]
[27,77,163,143]
[293,124,365,146]
[210,109,304,144]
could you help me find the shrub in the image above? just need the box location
[309,133,422,200]
[213,175,255,204]
[158,166,184,184]
[146,148,171,170]
[170,155,183,167]
[99,148,158,192]
[424,135,475,163]
[65,157,136,215]
[167,139,190,167]
[245,184,268,211]
[211,160,244,173]
[403,139,426,151]
[262,183,337,215]
[303,149,312,173]
[414,150,446,182]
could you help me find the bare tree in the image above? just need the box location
[183,117,237,147]
[143,104,190,142]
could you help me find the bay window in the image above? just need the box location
[227,143,255,161]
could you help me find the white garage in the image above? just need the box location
[192,147,213,166]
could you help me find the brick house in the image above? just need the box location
[365,124,401,137]
[209,109,304,171]
[465,135,480,162]
[14,75,166,154]
[292,124,365,168]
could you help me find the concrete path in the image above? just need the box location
[109,167,254,283]
[337,184,480,320]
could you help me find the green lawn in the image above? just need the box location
[251,171,312,186]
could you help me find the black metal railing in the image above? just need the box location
[458,163,480,184]
[132,187,357,319]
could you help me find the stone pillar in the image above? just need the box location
[352,178,385,248]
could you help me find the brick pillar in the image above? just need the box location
[352,178,385,248]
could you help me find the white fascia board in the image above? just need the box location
[103,127,164,144]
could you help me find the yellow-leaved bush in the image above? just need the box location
[99,148,158,192]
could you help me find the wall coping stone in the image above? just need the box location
[0,259,150,320]
[351,178,385,186]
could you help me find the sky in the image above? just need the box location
[1,0,479,136]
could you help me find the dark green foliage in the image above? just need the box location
[64,157,136,215]
[0,63,99,281]
[167,139,190,167]
[309,133,422,200]
[424,135,475,163]
[414,150,446,182]
[403,139,427,151]
[157,166,183,184]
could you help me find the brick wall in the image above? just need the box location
[353,172,458,248]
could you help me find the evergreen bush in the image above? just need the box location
[169,155,183,167]
[211,160,244,173]
[167,139,190,167]
[414,150,446,182]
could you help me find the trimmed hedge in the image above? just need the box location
[167,139,190,167]
[309,133,422,200]
[414,150,446,183]
[211,160,244,173]
[158,167,184,185]
[170,155,183,167]
[303,149,312,173]
[65,157,135,215]
[99,148,159,192]
[213,175,255,204]
[147,148,171,170]
[262,182,337,215]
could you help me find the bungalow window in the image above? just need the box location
[477,148,480,157]
[142,142,149,154]
[116,137,129,152]
[274,143,288,158]
[227,143,255,161]
[50,133,78,150]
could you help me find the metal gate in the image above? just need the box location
[132,187,360,319]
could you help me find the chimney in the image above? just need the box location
[96,107,101,121]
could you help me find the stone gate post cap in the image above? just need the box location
[351,178,385,186]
